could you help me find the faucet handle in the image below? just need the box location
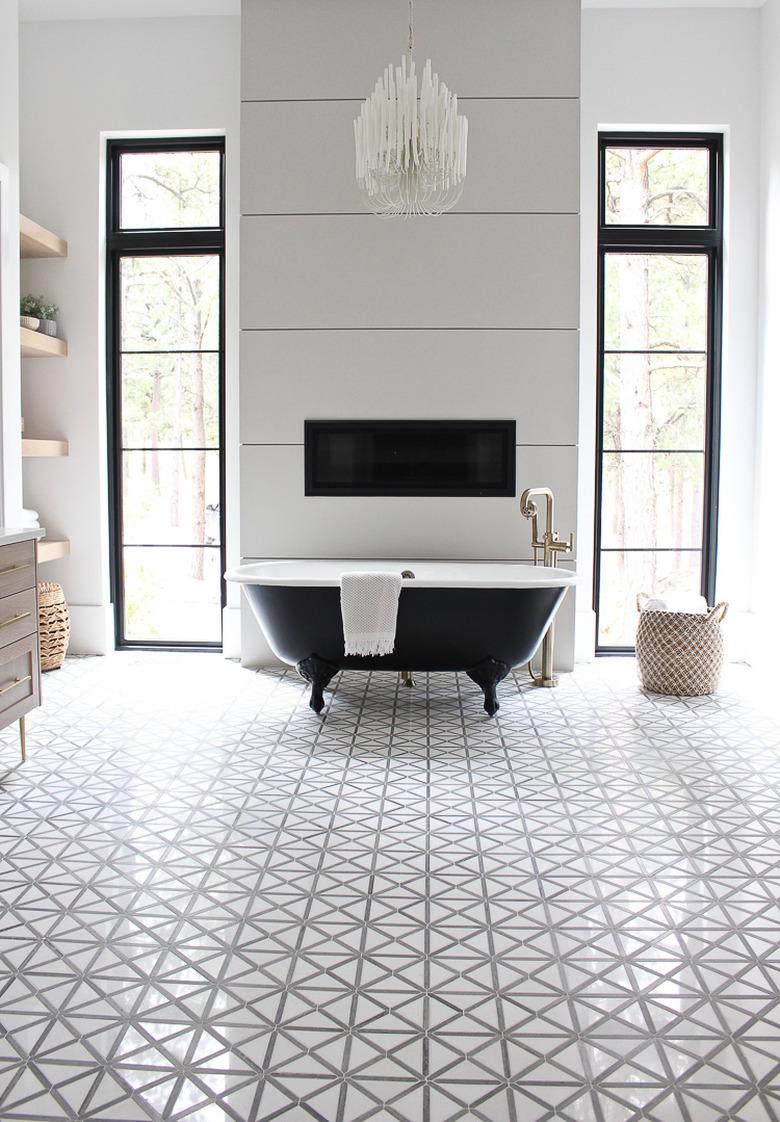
[549,531,574,554]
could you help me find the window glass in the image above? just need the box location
[121,354,220,449]
[605,146,710,226]
[120,150,221,229]
[601,452,705,550]
[603,353,706,452]
[598,550,702,648]
[123,547,222,643]
[122,450,221,547]
[120,255,220,352]
[604,253,708,353]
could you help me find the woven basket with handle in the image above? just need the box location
[38,581,70,672]
[635,595,728,697]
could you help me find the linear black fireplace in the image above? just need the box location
[304,420,516,497]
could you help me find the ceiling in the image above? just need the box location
[582,0,763,6]
[19,0,239,19]
[18,0,764,18]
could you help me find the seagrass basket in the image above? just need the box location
[38,581,70,671]
[636,595,728,697]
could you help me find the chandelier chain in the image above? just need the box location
[408,0,414,58]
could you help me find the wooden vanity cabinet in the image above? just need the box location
[0,536,41,761]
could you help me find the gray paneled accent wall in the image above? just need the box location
[240,0,581,666]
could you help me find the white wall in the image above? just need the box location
[580,7,761,657]
[754,0,780,661]
[0,0,23,529]
[240,0,581,668]
[19,15,241,653]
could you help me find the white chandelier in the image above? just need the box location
[353,0,468,217]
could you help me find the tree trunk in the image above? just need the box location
[150,367,162,495]
[190,283,206,582]
[170,361,181,529]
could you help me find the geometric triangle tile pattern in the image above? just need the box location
[1,653,779,1122]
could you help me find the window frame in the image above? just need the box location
[594,131,724,654]
[106,136,226,651]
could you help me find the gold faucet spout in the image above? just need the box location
[519,487,572,568]
[519,486,574,687]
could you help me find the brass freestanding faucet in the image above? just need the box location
[520,487,574,688]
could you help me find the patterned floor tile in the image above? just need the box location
[1,654,779,1121]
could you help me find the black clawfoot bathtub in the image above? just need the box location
[226,561,576,716]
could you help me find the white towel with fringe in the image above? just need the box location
[341,570,403,657]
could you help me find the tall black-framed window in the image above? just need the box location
[106,137,226,649]
[594,132,723,652]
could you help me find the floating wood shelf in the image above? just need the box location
[19,215,70,574]
[20,214,67,259]
[20,216,70,574]
[36,539,70,564]
[20,326,67,358]
[22,438,69,458]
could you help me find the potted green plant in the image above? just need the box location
[19,294,39,332]
[20,295,59,338]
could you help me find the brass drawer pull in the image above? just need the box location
[0,612,31,629]
[0,562,32,577]
[0,674,31,697]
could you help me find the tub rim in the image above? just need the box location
[225,559,577,589]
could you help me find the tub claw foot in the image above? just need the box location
[297,655,339,715]
[466,657,510,717]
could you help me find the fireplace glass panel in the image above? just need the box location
[305,421,516,497]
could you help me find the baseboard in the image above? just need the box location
[722,609,755,665]
[222,604,242,659]
[67,603,114,655]
[575,606,596,663]
[551,588,575,672]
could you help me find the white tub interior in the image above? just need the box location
[227,560,577,589]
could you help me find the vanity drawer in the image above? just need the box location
[0,635,39,721]
[0,540,36,598]
[0,588,37,649]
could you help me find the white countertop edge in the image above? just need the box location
[0,526,46,546]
